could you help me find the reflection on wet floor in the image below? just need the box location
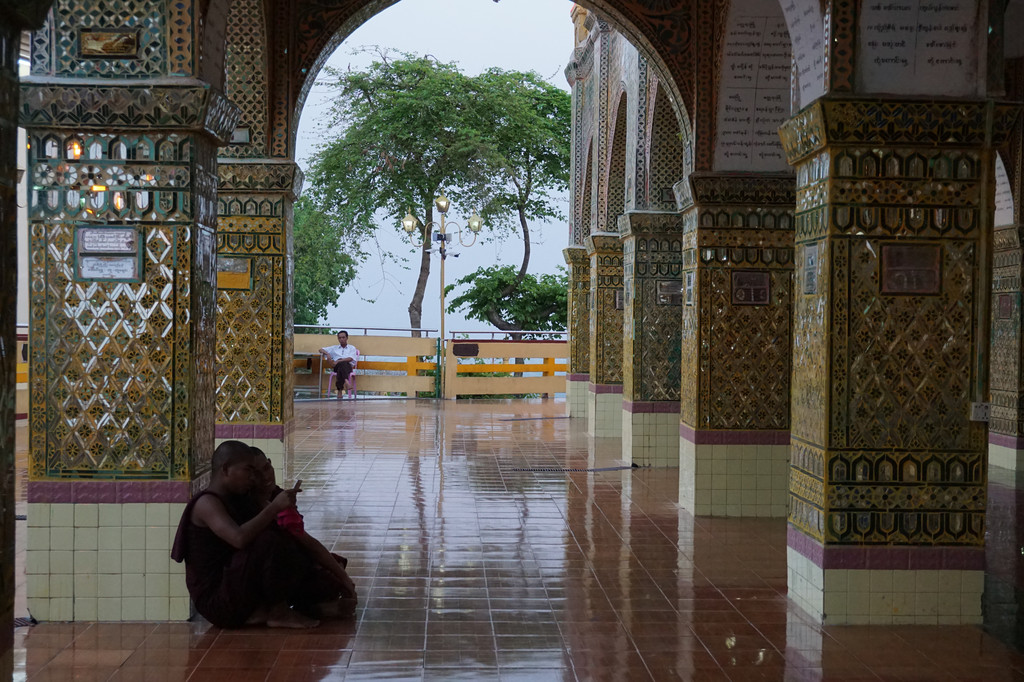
[13,399,1024,680]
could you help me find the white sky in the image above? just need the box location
[294,0,577,334]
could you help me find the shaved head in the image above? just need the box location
[212,440,255,475]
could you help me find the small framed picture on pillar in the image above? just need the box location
[880,243,941,295]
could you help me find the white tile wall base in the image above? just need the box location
[587,391,623,437]
[565,380,588,418]
[622,411,679,467]
[787,548,984,625]
[678,437,789,517]
[25,502,190,622]
[989,442,1024,471]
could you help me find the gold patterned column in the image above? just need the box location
[214,161,298,468]
[675,173,795,517]
[563,246,591,418]
[2,0,50,670]
[779,98,1019,625]
[21,0,240,621]
[989,60,1024,470]
[620,211,683,466]
[586,233,624,437]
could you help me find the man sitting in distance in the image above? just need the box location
[320,330,359,397]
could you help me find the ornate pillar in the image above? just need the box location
[780,98,1018,625]
[989,59,1024,470]
[563,7,595,420]
[214,161,298,467]
[586,233,624,436]
[676,174,795,517]
[620,211,682,466]
[1,0,50,671]
[21,1,239,621]
[563,246,590,417]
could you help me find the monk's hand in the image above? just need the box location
[269,488,297,513]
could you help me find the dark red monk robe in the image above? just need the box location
[171,491,343,627]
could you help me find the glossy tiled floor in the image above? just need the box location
[13,399,1024,680]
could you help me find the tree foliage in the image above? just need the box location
[304,49,570,331]
[292,197,358,325]
[445,265,567,334]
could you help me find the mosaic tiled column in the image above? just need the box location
[586,233,624,437]
[21,6,240,619]
[214,161,298,468]
[991,219,1024,470]
[564,246,591,418]
[780,98,1019,625]
[989,62,1024,470]
[619,211,682,466]
[1,0,50,670]
[985,469,1024,650]
[675,173,795,517]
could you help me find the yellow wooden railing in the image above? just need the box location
[293,331,567,399]
[443,340,567,399]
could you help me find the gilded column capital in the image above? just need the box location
[585,232,623,255]
[618,210,684,238]
[685,173,795,207]
[562,245,589,266]
[218,160,304,199]
[779,97,1022,165]
[20,80,242,145]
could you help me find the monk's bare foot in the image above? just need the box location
[266,605,319,629]
[315,597,357,619]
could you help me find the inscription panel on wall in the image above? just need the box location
[803,243,818,295]
[732,270,771,305]
[781,0,825,108]
[75,226,141,282]
[715,0,791,172]
[857,0,978,96]
[880,243,941,295]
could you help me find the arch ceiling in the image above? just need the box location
[283,0,695,150]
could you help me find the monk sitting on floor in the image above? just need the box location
[250,447,357,615]
[171,440,346,629]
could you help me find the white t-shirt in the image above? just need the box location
[322,343,358,366]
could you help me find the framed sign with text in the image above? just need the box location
[880,243,941,295]
[732,270,770,306]
[74,226,142,283]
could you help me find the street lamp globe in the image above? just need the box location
[434,192,451,215]
[402,211,418,234]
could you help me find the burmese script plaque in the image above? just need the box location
[803,243,818,295]
[657,280,684,306]
[79,29,140,58]
[732,271,770,306]
[999,294,1014,320]
[79,256,139,281]
[880,243,941,294]
[79,227,137,254]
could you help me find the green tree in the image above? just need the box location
[292,197,358,325]
[460,68,571,331]
[304,49,570,331]
[445,265,568,334]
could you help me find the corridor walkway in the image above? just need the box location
[12,399,1024,680]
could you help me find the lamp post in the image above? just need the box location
[402,192,484,398]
